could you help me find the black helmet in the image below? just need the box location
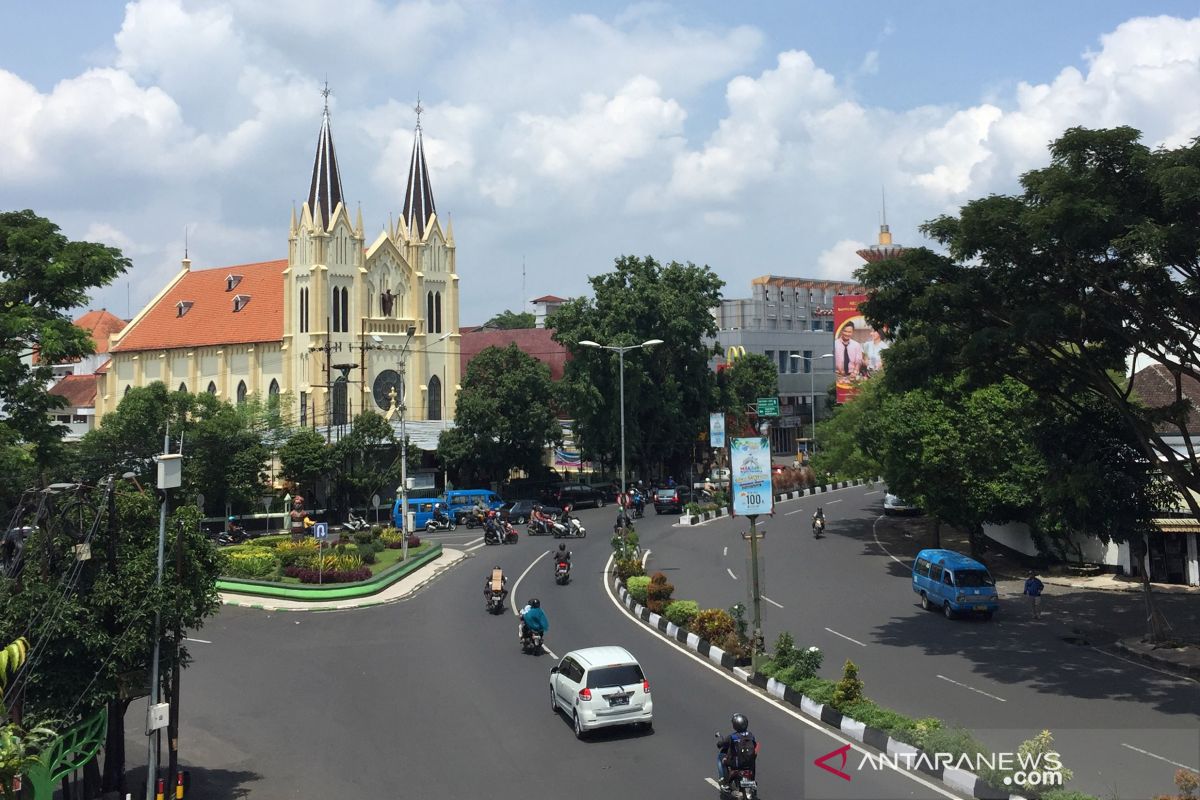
[732,713,749,733]
[529,598,541,608]
[493,565,501,571]
[558,543,567,551]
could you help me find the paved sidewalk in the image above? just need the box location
[220,547,467,611]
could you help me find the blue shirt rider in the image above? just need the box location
[519,598,549,641]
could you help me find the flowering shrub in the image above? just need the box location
[615,558,645,582]
[691,608,736,643]
[283,566,372,584]
[381,530,422,549]
[274,539,319,568]
[220,547,279,579]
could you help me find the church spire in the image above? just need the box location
[402,96,437,238]
[307,83,345,229]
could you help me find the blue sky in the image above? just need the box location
[3,1,1200,323]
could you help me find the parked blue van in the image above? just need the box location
[912,549,999,620]
[444,489,504,523]
[391,498,440,531]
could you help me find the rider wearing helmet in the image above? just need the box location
[556,542,572,564]
[432,502,450,526]
[519,597,549,643]
[812,506,825,534]
[530,503,550,535]
[485,565,508,602]
[716,713,758,790]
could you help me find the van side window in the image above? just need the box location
[943,571,954,586]
[929,564,943,582]
[914,558,930,577]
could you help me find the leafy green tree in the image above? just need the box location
[810,379,884,482]
[332,411,419,512]
[720,354,778,424]
[278,428,335,498]
[0,211,130,473]
[551,255,724,477]
[437,344,560,485]
[0,430,35,522]
[859,126,1200,516]
[484,309,535,329]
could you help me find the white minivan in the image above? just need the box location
[549,646,653,738]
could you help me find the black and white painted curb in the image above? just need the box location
[677,478,880,526]
[611,575,1028,800]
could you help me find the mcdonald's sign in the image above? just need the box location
[725,345,747,363]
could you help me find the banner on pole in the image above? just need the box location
[730,437,773,516]
[709,413,726,449]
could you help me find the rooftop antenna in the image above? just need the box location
[184,225,188,260]
[881,186,888,227]
[522,255,526,314]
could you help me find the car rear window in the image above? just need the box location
[656,489,676,499]
[586,664,645,688]
[955,570,994,587]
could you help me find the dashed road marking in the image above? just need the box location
[184,637,212,644]
[722,546,728,557]
[936,674,1006,702]
[726,568,738,580]
[1121,743,1197,772]
[510,550,551,616]
[824,627,867,647]
[762,596,784,609]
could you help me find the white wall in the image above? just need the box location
[982,521,1124,567]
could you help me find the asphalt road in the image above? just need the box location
[635,484,1200,800]
[122,505,952,800]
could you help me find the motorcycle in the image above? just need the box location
[633,496,645,519]
[464,509,488,529]
[716,734,759,799]
[521,627,544,655]
[344,512,370,532]
[217,526,251,546]
[812,516,825,539]
[553,518,586,538]
[554,560,571,585]
[485,590,506,614]
[484,523,519,545]
[426,515,457,532]
[527,518,551,536]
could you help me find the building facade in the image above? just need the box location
[96,101,461,437]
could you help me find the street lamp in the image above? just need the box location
[791,353,834,456]
[376,327,417,554]
[578,338,663,499]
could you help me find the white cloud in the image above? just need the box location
[816,240,868,282]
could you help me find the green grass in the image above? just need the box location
[276,543,430,584]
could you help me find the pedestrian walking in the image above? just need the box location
[1024,571,1045,618]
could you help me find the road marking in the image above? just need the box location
[510,550,551,616]
[1089,646,1198,684]
[464,542,486,553]
[703,778,721,791]
[726,568,738,580]
[641,549,652,569]
[1121,743,1198,772]
[824,627,866,647]
[785,509,805,516]
[825,499,843,505]
[464,536,483,546]
[763,596,784,609]
[936,674,1006,702]
[602,553,959,800]
[872,515,908,567]
[184,637,212,644]
[864,490,882,496]
[722,546,728,557]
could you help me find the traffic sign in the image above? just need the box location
[371,494,382,510]
[313,522,329,540]
[756,397,780,417]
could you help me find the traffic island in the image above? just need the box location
[219,543,458,611]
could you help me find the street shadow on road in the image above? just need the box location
[122,766,262,799]
[550,708,655,741]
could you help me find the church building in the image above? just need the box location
[96,98,460,440]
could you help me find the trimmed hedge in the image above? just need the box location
[626,576,651,604]
[664,600,699,627]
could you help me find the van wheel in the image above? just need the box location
[574,712,586,740]
[920,592,931,611]
[551,689,558,714]
[943,602,956,620]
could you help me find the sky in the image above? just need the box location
[3,1,1200,325]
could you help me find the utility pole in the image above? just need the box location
[146,434,181,800]
[166,518,184,789]
[745,517,765,674]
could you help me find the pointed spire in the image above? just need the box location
[307,82,345,230]
[355,202,364,237]
[445,213,455,246]
[290,203,298,235]
[402,95,437,239]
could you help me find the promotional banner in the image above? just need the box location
[730,437,773,516]
[709,412,726,449]
[833,294,889,403]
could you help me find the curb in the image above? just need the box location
[609,574,1029,800]
[1110,639,1200,681]
[678,478,879,526]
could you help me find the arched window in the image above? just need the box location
[236,380,248,405]
[435,291,443,334]
[207,381,217,395]
[299,390,308,427]
[299,287,308,333]
[340,287,349,332]
[332,287,341,332]
[426,291,434,331]
[124,385,131,397]
[332,378,348,426]
[178,382,187,393]
[427,375,442,421]
[268,379,280,399]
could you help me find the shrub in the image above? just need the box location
[771,632,798,669]
[839,700,915,737]
[646,572,674,613]
[275,539,320,568]
[920,727,987,768]
[380,528,404,545]
[889,717,943,749]
[664,600,699,627]
[832,659,865,708]
[255,534,291,547]
[691,608,736,644]
[791,677,836,704]
[407,534,421,548]
[220,547,278,579]
[626,576,651,604]
[611,529,640,559]
[352,529,375,545]
[615,558,645,582]
[994,731,1072,795]
[775,647,822,684]
[719,631,751,660]
[283,566,372,584]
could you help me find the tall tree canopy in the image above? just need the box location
[859,126,1200,514]
[0,210,130,471]
[551,255,724,477]
[483,309,536,329]
[719,353,778,425]
[437,344,560,485]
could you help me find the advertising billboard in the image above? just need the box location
[730,437,773,516]
[709,412,726,449]
[833,294,889,403]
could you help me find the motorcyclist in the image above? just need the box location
[484,566,508,604]
[530,504,550,535]
[483,508,501,540]
[226,516,246,539]
[812,507,826,536]
[716,713,759,791]
[632,487,646,518]
[432,502,450,526]
[555,542,572,565]
[519,597,549,643]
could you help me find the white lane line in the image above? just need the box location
[703,778,721,791]
[872,515,908,567]
[762,596,784,609]
[510,550,551,616]
[1089,646,1198,684]
[722,546,728,557]
[184,637,212,644]
[936,674,1006,702]
[824,627,867,647]
[1121,743,1198,772]
[825,499,843,505]
[864,490,882,496]
[464,536,483,546]
[465,542,486,553]
[544,645,559,660]
[785,509,805,516]
[602,553,960,800]
[726,568,738,580]
[641,549,652,568]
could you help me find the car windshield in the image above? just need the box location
[587,664,645,689]
[656,489,676,499]
[955,570,994,587]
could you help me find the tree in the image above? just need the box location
[810,379,884,482]
[332,411,420,513]
[859,126,1200,517]
[551,255,724,478]
[484,309,535,329]
[278,428,335,498]
[720,354,778,424]
[0,211,130,472]
[437,344,560,484]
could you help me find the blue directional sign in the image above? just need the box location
[313,522,329,540]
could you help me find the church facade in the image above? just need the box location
[96,101,460,434]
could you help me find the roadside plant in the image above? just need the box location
[1153,769,1199,800]
[832,659,865,707]
[626,576,651,604]
[691,608,736,644]
[611,528,640,560]
[0,722,57,800]
[646,572,674,614]
[275,539,319,568]
[1006,731,1073,794]
[615,558,645,582]
[729,603,748,641]
[664,600,699,627]
[219,547,279,579]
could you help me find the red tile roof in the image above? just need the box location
[49,374,97,408]
[113,260,286,352]
[530,295,566,303]
[95,358,111,374]
[1132,363,1200,434]
[460,328,570,381]
[74,309,128,354]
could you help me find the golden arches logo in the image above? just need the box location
[725,345,747,363]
